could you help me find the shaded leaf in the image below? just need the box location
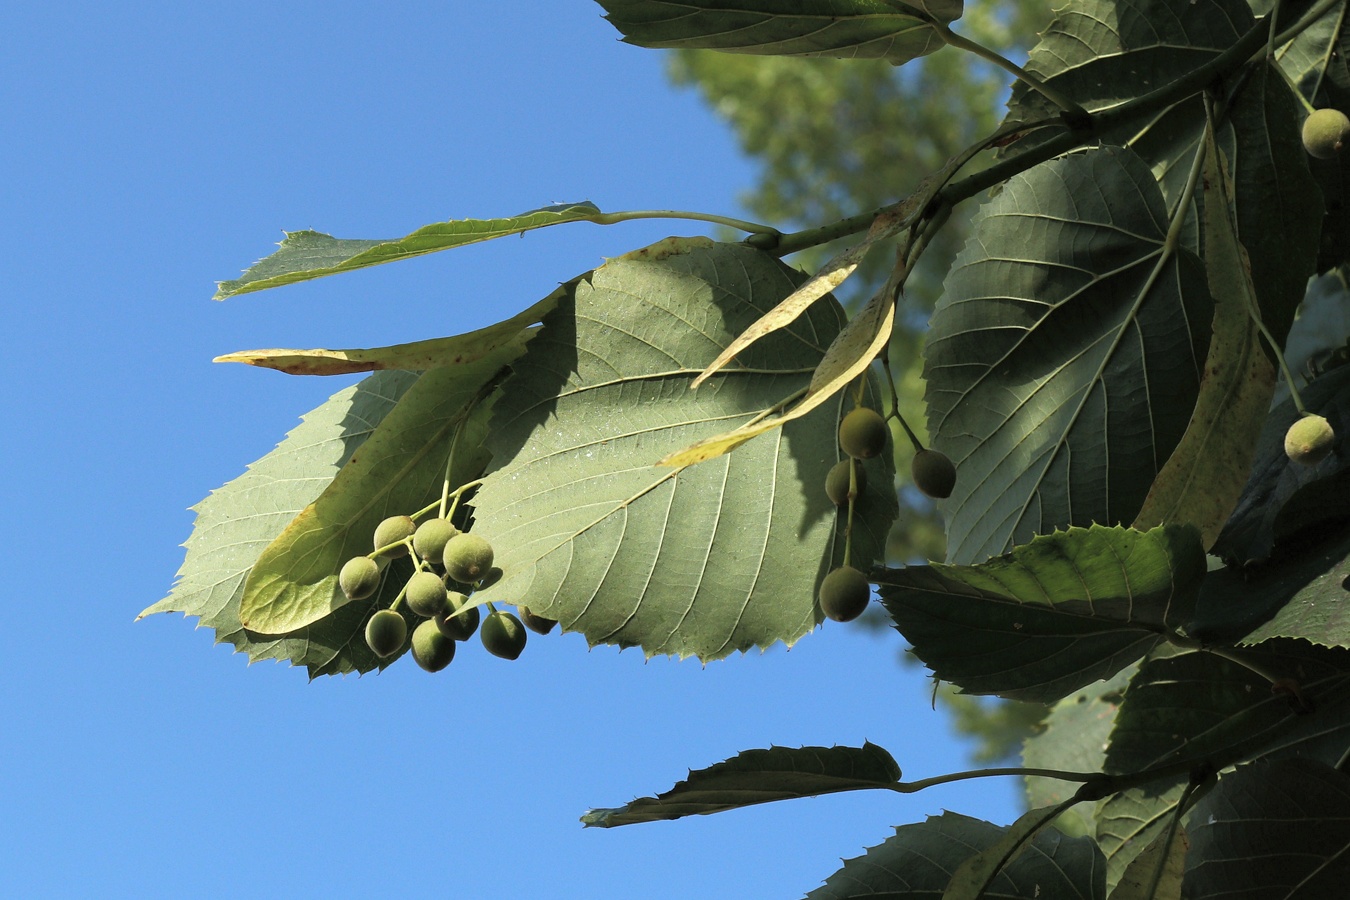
[1108,823,1186,900]
[596,0,961,64]
[1096,783,1187,895]
[239,339,527,635]
[943,805,1100,900]
[878,524,1206,703]
[1104,642,1350,777]
[215,202,602,299]
[580,742,899,827]
[1132,128,1275,547]
[471,239,897,660]
[1184,758,1350,898]
[140,372,421,676]
[924,146,1212,565]
[805,811,1104,899]
[214,293,558,375]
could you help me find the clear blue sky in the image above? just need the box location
[1,3,1020,897]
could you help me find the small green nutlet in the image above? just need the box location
[365,609,408,658]
[338,556,381,601]
[1284,414,1336,466]
[818,566,871,623]
[435,592,480,641]
[444,533,494,584]
[825,459,866,506]
[481,610,528,660]
[412,517,459,565]
[838,408,888,460]
[411,619,456,672]
[911,448,957,499]
[405,571,449,618]
[373,515,417,557]
[519,606,557,635]
[1303,108,1350,160]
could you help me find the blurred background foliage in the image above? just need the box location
[666,1,1054,768]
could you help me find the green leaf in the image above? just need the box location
[1185,758,1350,897]
[1131,128,1275,548]
[595,0,961,64]
[580,742,900,828]
[238,335,529,635]
[1108,824,1186,900]
[1096,783,1186,895]
[213,293,558,376]
[1023,664,1137,829]
[805,811,1105,899]
[877,524,1207,703]
[1104,642,1350,776]
[214,202,603,299]
[943,805,1103,900]
[470,239,897,661]
[139,371,421,676]
[924,146,1213,565]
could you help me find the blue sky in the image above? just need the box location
[1,3,1020,896]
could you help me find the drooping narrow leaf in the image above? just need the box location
[214,292,560,375]
[924,145,1213,565]
[805,811,1105,900]
[1132,125,1276,547]
[595,0,962,65]
[877,525,1206,703]
[1184,758,1350,897]
[471,238,897,660]
[214,202,602,299]
[140,371,422,676]
[580,743,900,827]
[239,335,529,635]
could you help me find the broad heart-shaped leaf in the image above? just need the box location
[1103,642,1350,777]
[1110,824,1186,900]
[470,238,897,660]
[877,525,1207,703]
[1184,758,1350,897]
[595,0,960,65]
[924,146,1213,566]
[214,292,558,376]
[214,202,602,299]
[580,743,900,828]
[140,371,421,677]
[805,811,1105,900]
[1210,363,1350,570]
[943,805,1106,900]
[1096,783,1187,894]
[238,341,523,635]
[1131,130,1275,549]
[1003,0,1321,350]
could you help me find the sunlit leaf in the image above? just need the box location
[1109,824,1186,900]
[214,202,603,298]
[925,145,1212,565]
[581,743,900,827]
[140,372,421,676]
[470,239,897,660]
[1096,783,1186,895]
[878,525,1206,703]
[596,0,962,64]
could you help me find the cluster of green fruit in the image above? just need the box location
[818,405,958,624]
[339,514,556,672]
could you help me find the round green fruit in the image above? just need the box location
[838,408,888,459]
[412,517,459,565]
[825,459,866,506]
[435,592,480,641]
[519,606,557,635]
[444,533,494,584]
[1303,108,1350,159]
[405,571,449,618]
[411,619,456,672]
[364,609,408,658]
[338,556,381,601]
[819,566,871,623]
[373,515,417,557]
[911,449,957,499]
[481,610,527,660]
[1284,414,1336,466]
